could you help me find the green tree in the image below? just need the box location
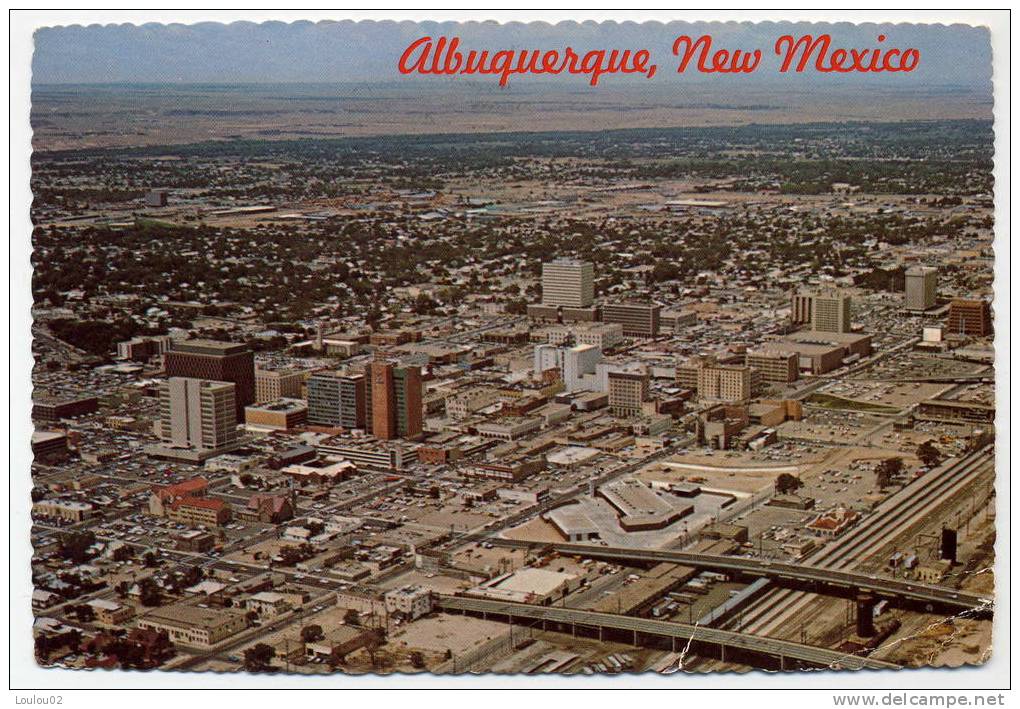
[916,441,942,468]
[300,624,324,643]
[243,643,276,673]
[775,473,803,495]
[875,457,904,491]
[57,531,96,564]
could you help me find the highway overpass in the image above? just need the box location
[436,595,899,672]
[489,540,992,615]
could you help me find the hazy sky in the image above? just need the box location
[33,20,992,91]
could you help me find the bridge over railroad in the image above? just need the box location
[436,595,899,672]
[488,540,992,616]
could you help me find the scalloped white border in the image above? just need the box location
[6,9,1011,699]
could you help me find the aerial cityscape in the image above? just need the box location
[27,22,997,678]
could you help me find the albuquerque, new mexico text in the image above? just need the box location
[399,34,921,86]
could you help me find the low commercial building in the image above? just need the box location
[597,478,691,531]
[281,458,356,487]
[467,567,588,606]
[167,496,232,527]
[304,626,375,662]
[661,309,698,332]
[316,436,409,471]
[32,396,99,422]
[463,456,546,483]
[915,399,995,424]
[32,499,94,522]
[699,405,750,450]
[245,591,294,618]
[31,431,70,459]
[174,529,217,553]
[445,388,500,420]
[244,398,308,431]
[87,599,135,625]
[544,503,599,542]
[383,585,433,620]
[137,604,247,648]
[476,417,542,441]
[546,322,624,350]
[766,331,873,375]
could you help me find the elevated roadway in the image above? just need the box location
[488,540,991,615]
[436,595,899,671]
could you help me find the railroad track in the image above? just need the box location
[726,446,995,636]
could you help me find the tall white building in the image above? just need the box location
[534,344,564,378]
[904,266,937,311]
[534,343,603,392]
[563,344,603,393]
[542,259,594,308]
[155,377,239,452]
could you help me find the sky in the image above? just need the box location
[32,20,992,91]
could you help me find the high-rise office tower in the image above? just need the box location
[365,361,423,440]
[542,259,595,308]
[904,266,938,311]
[339,374,367,430]
[790,292,813,326]
[165,340,255,418]
[746,349,799,384]
[308,372,366,429]
[255,368,305,403]
[947,299,993,336]
[607,368,650,418]
[155,377,238,452]
[809,290,852,333]
[602,302,661,337]
[697,364,753,403]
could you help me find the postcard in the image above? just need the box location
[20,15,1002,683]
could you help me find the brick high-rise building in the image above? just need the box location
[947,299,992,336]
[365,361,423,440]
[165,340,254,418]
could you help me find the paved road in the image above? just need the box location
[435,595,898,671]
[486,540,991,613]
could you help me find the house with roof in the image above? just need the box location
[236,493,294,524]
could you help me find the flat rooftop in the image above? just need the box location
[170,339,250,356]
[246,398,307,414]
